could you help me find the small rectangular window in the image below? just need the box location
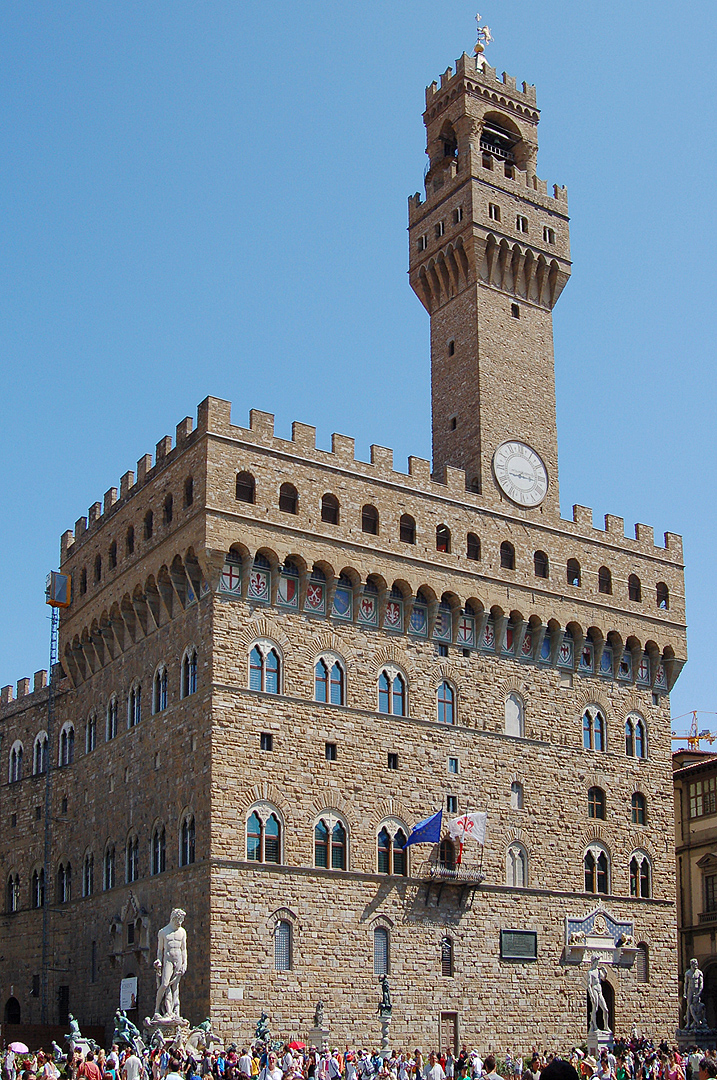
[462,648,470,658]
[488,203,501,222]
[543,226,556,244]
[449,416,457,431]
[387,752,399,770]
[453,206,463,224]
[652,693,660,707]
[436,643,448,657]
[418,235,428,251]
[61,796,68,814]
[10,813,16,827]
[325,742,337,761]
[447,795,458,813]
[260,732,273,751]
[516,215,528,233]
[448,339,455,356]
[35,806,42,820]
[448,757,459,774]
[511,303,520,318]
[435,221,445,238]
[32,974,40,997]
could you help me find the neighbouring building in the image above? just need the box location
[0,32,687,1049]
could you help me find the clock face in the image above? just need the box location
[492,441,548,507]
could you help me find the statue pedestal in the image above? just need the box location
[379,1015,391,1060]
[143,1015,190,1048]
[308,1027,330,1052]
[676,1027,717,1051]
[587,1031,613,1057]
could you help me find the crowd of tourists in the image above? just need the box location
[4,1038,717,1080]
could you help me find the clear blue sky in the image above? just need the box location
[1,1,714,738]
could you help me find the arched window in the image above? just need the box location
[656,582,669,610]
[628,574,642,602]
[510,781,523,809]
[151,825,166,875]
[567,558,581,587]
[598,566,612,595]
[506,842,528,887]
[361,504,379,534]
[441,937,454,977]
[126,835,139,883]
[504,693,524,737]
[126,525,135,555]
[466,533,481,561]
[94,553,102,583]
[83,852,94,897]
[184,475,194,508]
[57,861,71,903]
[378,669,406,716]
[400,514,416,544]
[629,852,651,898]
[321,493,340,525]
[180,813,196,866]
[439,838,456,871]
[86,713,96,753]
[315,657,345,705]
[584,844,610,894]
[182,648,198,697]
[636,943,649,983]
[144,510,154,541]
[436,524,451,553]
[582,706,606,752]
[104,846,115,890]
[33,733,48,775]
[437,681,455,725]
[275,920,292,971]
[153,665,168,713]
[235,471,255,503]
[374,927,389,975]
[58,723,74,767]
[246,809,282,864]
[163,494,173,526]
[8,741,23,783]
[533,550,549,579]
[31,867,45,909]
[500,542,515,570]
[279,483,298,514]
[314,814,347,870]
[377,823,408,876]
[625,713,647,759]
[7,874,19,913]
[107,696,118,740]
[128,682,141,728]
[249,643,281,694]
[632,791,647,825]
[588,786,606,820]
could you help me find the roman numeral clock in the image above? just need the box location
[492,441,548,508]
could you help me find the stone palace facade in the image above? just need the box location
[0,37,687,1049]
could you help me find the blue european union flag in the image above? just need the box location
[403,809,442,847]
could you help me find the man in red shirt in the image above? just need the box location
[79,1053,102,1080]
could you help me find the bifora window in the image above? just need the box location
[315,658,344,705]
[582,706,606,751]
[247,809,281,864]
[378,669,406,715]
[314,815,347,870]
[377,824,408,875]
[629,852,651,898]
[249,644,280,693]
[625,714,647,758]
[690,776,717,818]
[584,844,609,894]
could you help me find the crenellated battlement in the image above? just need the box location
[425,54,537,109]
[60,396,683,566]
[0,669,48,711]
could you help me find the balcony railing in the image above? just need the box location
[698,909,717,924]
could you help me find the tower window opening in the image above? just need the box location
[533,550,549,579]
[436,524,451,553]
[482,152,494,170]
[448,339,455,356]
[467,533,481,561]
[567,558,581,587]
[480,119,517,163]
[453,206,463,224]
[399,515,416,545]
[543,226,556,245]
[449,416,457,431]
[488,203,501,222]
[500,541,515,570]
[442,129,458,159]
[504,163,515,179]
[361,504,379,535]
[435,221,445,238]
[516,215,528,233]
[656,582,669,609]
[511,303,520,318]
[418,235,428,252]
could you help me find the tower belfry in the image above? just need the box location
[408,45,571,515]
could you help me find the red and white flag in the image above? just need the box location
[448,811,487,845]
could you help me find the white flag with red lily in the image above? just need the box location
[448,811,487,845]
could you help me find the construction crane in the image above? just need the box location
[671,710,717,751]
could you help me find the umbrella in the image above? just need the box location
[9,1044,29,1055]
[288,1043,306,1051]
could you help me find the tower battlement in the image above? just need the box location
[425,54,537,108]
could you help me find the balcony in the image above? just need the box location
[698,910,717,924]
[415,860,485,907]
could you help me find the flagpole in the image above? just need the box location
[456,804,470,868]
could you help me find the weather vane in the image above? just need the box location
[475,13,493,56]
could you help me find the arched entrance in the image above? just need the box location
[704,963,717,1029]
[586,979,615,1032]
[4,997,21,1024]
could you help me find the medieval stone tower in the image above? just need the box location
[408,54,569,513]
[0,36,687,1050]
